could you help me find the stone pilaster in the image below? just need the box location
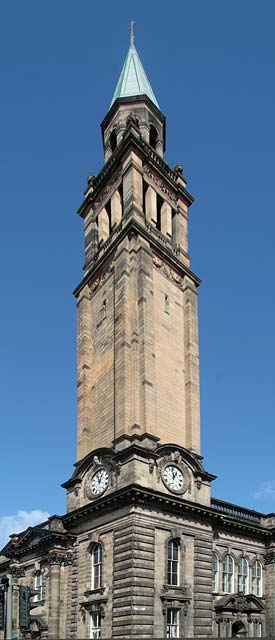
[264,549,275,636]
[193,533,213,637]
[76,285,92,461]
[136,238,157,435]
[183,276,201,453]
[112,517,155,637]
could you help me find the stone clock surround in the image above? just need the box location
[62,433,216,513]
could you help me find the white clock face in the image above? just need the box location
[162,465,184,493]
[91,468,109,496]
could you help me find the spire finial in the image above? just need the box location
[130,20,135,44]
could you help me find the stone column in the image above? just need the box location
[48,552,64,640]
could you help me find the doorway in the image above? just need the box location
[232,621,247,637]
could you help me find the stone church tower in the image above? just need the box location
[1,34,275,640]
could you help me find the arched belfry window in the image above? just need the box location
[167,539,180,586]
[149,124,158,150]
[238,557,249,593]
[109,128,117,152]
[222,554,234,593]
[91,543,103,590]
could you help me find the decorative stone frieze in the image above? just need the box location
[88,260,115,295]
[153,253,185,290]
[143,164,177,205]
[92,170,122,211]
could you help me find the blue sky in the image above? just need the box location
[0,1,275,547]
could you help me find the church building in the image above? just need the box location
[1,32,275,639]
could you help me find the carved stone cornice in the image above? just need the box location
[161,585,190,616]
[153,254,186,291]
[143,164,177,206]
[88,260,115,295]
[92,170,122,212]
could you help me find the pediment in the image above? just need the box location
[155,444,216,483]
[62,447,114,489]
[215,593,264,613]
[1,524,74,558]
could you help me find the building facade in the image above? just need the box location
[1,36,275,639]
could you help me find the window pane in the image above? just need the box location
[91,612,101,639]
[167,540,179,586]
[92,544,103,590]
[166,608,179,638]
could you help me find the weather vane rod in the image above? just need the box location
[130,20,135,44]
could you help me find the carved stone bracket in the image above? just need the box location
[143,164,177,205]
[161,586,190,617]
[80,590,108,622]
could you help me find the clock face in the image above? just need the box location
[91,468,109,496]
[162,464,184,493]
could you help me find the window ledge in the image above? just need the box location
[84,588,105,598]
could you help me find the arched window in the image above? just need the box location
[91,543,103,590]
[222,554,234,593]
[34,571,43,601]
[149,124,158,149]
[252,560,262,596]
[238,557,249,593]
[109,129,117,152]
[212,552,219,592]
[167,539,180,586]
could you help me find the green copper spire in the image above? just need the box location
[110,29,159,109]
